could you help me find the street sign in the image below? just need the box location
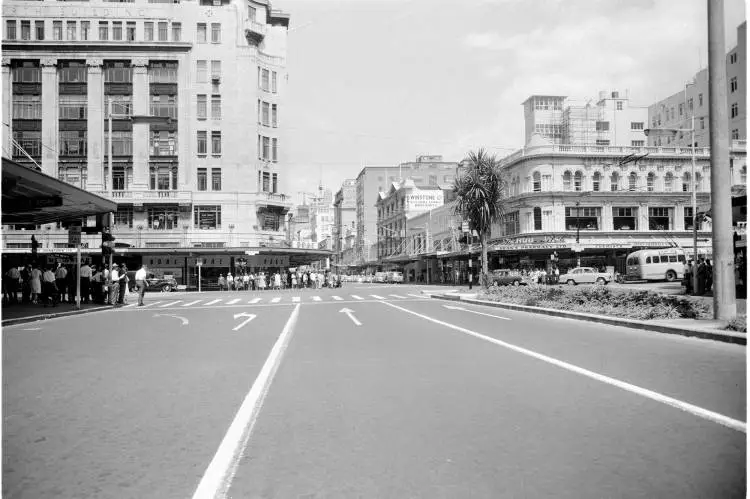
[245,250,259,256]
[68,226,82,247]
[572,244,585,253]
[461,221,469,233]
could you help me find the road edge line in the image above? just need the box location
[191,303,301,499]
[382,301,746,434]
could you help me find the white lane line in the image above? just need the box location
[312,296,322,302]
[160,301,182,308]
[332,296,343,301]
[270,297,281,303]
[141,301,161,308]
[183,300,203,307]
[389,294,407,299]
[443,304,511,321]
[123,303,137,308]
[192,304,301,499]
[292,296,300,303]
[383,301,746,434]
[351,295,364,300]
[205,299,222,306]
[248,298,261,304]
[407,293,423,298]
[370,294,385,300]
[226,298,241,305]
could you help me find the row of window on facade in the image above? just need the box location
[4,19,226,44]
[113,205,222,230]
[12,94,180,122]
[257,171,279,194]
[10,60,180,84]
[653,90,741,126]
[257,135,279,162]
[257,100,278,127]
[521,170,729,194]
[503,206,705,235]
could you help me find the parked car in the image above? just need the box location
[558,267,612,285]
[386,271,404,283]
[127,271,178,292]
[374,272,387,283]
[490,269,528,287]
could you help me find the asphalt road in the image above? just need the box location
[2,284,746,498]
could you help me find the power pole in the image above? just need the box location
[707,0,736,320]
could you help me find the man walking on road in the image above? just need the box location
[135,264,148,306]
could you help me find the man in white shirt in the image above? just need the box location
[79,262,92,303]
[135,264,148,306]
[109,264,120,306]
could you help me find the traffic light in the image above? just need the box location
[101,228,116,258]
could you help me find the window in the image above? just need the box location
[12,130,41,158]
[741,166,747,184]
[54,21,63,40]
[730,52,738,64]
[59,130,87,156]
[562,171,572,191]
[150,94,177,118]
[211,168,221,190]
[262,171,270,191]
[678,103,684,116]
[262,136,270,160]
[698,93,703,106]
[172,22,181,41]
[596,121,610,131]
[194,205,221,229]
[197,131,207,155]
[613,207,636,230]
[106,131,134,156]
[197,23,207,43]
[684,206,695,230]
[628,172,638,192]
[147,206,180,230]
[211,60,221,78]
[6,20,16,40]
[699,117,705,130]
[664,172,674,192]
[114,206,133,228]
[211,131,221,155]
[596,139,610,146]
[610,172,619,191]
[532,171,541,192]
[272,173,278,193]
[733,129,740,140]
[59,95,87,119]
[688,97,693,111]
[35,21,45,40]
[260,68,269,91]
[574,171,583,192]
[261,101,269,125]
[197,94,207,119]
[272,138,278,161]
[271,71,277,93]
[149,166,177,191]
[145,22,154,41]
[533,207,542,231]
[112,21,122,40]
[565,206,600,231]
[682,172,691,192]
[111,165,132,191]
[197,60,207,82]
[158,22,167,41]
[647,172,655,192]
[197,168,207,191]
[211,23,221,43]
[126,22,136,41]
[211,95,221,119]
[249,5,257,21]
[592,172,601,192]
[631,140,644,147]
[13,95,41,119]
[271,104,278,127]
[21,20,30,40]
[731,103,739,118]
[630,122,644,130]
[616,101,623,110]
[503,211,520,236]
[729,76,738,93]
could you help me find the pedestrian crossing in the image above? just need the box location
[126,293,427,308]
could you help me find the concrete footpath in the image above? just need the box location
[422,291,746,346]
[1,302,111,326]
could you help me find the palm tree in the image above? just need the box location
[453,149,507,287]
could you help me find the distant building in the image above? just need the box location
[648,22,746,148]
[333,179,356,265]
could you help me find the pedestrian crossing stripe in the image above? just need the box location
[160,301,182,307]
[129,293,429,309]
[226,298,241,305]
[351,295,363,300]
[312,296,322,301]
[205,299,222,306]
[292,297,300,303]
[389,294,406,299]
[142,301,161,308]
[332,296,343,300]
[183,300,202,307]
[271,297,281,303]
[408,293,422,298]
[370,294,385,299]
[123,303,137,308]
[249,298,261,304]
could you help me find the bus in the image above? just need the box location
[624,248,686,282]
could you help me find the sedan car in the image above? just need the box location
[558,267,612,285]
[127,272,178,292]
[490,269,528,287]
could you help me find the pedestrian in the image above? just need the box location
[554,266,560,284]
[55,263,67,303]
[227,272,234,291]
[705,260,713,293]
[218,274,226,291]
[696,260,707,295]
[274,272,281,290]
[80,261,92,304]
[30,264,42,304]
[135,263,148,306]
[5,265,20,304]
[109,263,121,306]
[291,272,297,289]
[41,266,57,307]
[118,264,129,304]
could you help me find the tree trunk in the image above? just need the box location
[481,230,489,287]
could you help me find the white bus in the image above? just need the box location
[625,248,686,282]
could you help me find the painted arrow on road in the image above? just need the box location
[442,305,511,321]
[339,308,362,326]
[233,312,257,331]
[153,313,189,326]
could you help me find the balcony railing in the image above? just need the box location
[245,21,267,44]
[93,190,192,203]
[150,141,177,156]
[149,105,177,119]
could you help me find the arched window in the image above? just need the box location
[532,171,541,192]
[682,172,691,192]
[610,172,619,191]
[628,172,638,192]
[563,171,572,191]
[592,171,601,191]
[664,172,674,192]
[695,172,702,192]
[574,171,583,192]
[533,207,542,231]
[647,172,655,192]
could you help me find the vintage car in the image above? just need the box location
[386,271,404,283]
[490,269,528,287]
[127,272,178,292]
[558,267,612,285]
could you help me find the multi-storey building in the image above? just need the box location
[523,91,648,147]
[2,0,295,280]
[332,179,356,262]
[648,22,746,148]
[354,155,458,266]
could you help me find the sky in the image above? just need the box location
[278,0,746,204]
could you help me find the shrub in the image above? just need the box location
[726,316,747,333]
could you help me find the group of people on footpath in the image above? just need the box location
[682,259,714,295]
[217,270,341,291]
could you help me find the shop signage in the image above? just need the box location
[68,226,82,247]
[3,5,162,19]
[494,235,567,245]
[406,192,444,212]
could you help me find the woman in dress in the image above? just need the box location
[273,272,281,290]
[291,272,297,289]
[259,272,266,291]
[30,264,42,304]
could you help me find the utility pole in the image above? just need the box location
[707,0,736,320]
[107,96,113,198]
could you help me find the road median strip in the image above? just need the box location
[424,292,746,345]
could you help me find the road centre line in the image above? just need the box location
[383,301,746,434]
[192,303,301,499]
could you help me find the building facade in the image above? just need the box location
[332,178,356,261]
[354,155,458,266]
[523,91,648,147]
[647,22,746,148]
[2,0,292,255]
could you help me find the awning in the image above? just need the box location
[2,157,117,224]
